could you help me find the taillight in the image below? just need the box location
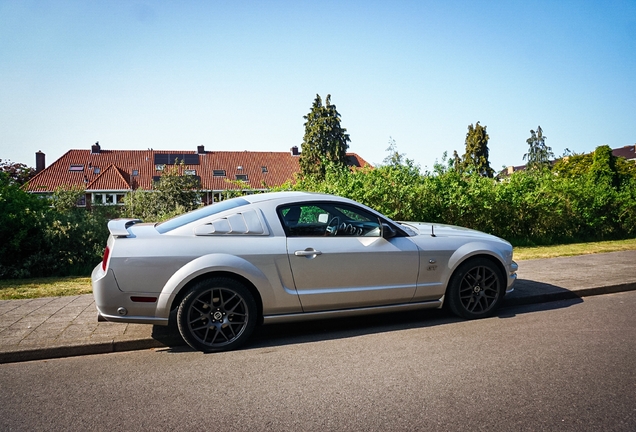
[101,246,110,271]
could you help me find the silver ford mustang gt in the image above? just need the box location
[92,191,517,352]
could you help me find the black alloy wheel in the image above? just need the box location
[177,278,257,352]
[447,258,505,319]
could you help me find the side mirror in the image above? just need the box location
[382,223,397,239]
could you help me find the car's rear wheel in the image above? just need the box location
[447,258,505,319]
[177,278,257,352]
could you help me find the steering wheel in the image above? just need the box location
[325,217,340,236]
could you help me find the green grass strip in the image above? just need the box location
[0,277,92,300]
[514,238,636,260]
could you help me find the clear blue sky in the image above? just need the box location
[1,0,635,173]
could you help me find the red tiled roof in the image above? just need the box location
[26,147,371,193]
[612,145,636,160]
[86,164,131,191]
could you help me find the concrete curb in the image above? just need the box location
[2,281,636,364]
[0,338,166,364]
[0,338,167,364]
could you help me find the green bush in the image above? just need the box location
[0,179,111,279]
[0,172,50,278]
[4,145,635,279]
[282,150,636,246]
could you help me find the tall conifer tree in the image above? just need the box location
[299,94,350,179]
[461,122,493,177]
[523,126,554,171]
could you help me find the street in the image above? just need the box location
[2,291,635,431]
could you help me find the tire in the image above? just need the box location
[177,278,257,353]
[447,258,505,319]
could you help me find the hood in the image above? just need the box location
[398,222,504,242]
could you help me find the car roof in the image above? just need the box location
[242,191,337,204]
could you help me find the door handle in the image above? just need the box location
[294,249,322,257]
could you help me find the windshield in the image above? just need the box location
[155,198,250,233]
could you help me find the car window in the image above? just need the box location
[278,202,381,237]
[156,198,250,233]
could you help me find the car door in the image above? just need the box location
[279,202,420,312]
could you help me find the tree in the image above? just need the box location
[523,126,554,171]
[590,145,618,188]
[382,137,406,167]
[451,150,462,172]
[299,94,350,180]
[51,185,85,212]
[123,163,201,221]
[0,159,35,186]
[461,122,493,177]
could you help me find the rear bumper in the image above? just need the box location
[91,264,169,326]
[96,311,168,326]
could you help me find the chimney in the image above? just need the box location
[35,151,45,173]
[91,141,101,154]
[290,146,299,156]
[197,145,206,154]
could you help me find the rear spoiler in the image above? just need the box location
[107,218,142,237]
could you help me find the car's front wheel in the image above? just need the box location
[447,258,505,319]
[177,278,257,352]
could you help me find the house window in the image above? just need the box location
[261,166,268,173]
[213,170,226,177]
[77,195,86,207]
[185,169,196,176]
[69,165,84,172]
[93,167,100,174]
[132,169,139,176]
[92,193,125,206]
[155,164,165,171]
[235,174,248,181]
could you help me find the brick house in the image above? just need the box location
[26,143,370,207]
[611,144,636,161]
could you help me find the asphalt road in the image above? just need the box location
[1,291,635,432]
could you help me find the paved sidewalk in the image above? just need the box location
[1,250,635,363]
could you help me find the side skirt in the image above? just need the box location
[262,299,443,325]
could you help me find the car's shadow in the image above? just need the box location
[504,278,587,308]
[151,279,584,353]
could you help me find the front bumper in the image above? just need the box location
[506,260,518,294]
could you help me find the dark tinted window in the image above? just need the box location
[278,202,381,237]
